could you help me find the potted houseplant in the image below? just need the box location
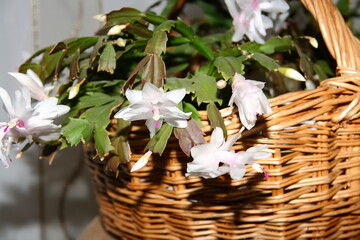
[1,0,359,239]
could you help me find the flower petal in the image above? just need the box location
[131,151,152,172]
[0,88,15,117]
[229,166,246,180]
[210,127,225,148]
[164,88,186,104]
[9,72,47,101]
[125,89,143,103]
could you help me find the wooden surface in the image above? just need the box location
[77,217,117,240]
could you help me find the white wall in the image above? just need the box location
[0,1,162,240]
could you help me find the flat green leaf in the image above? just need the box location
[90,36,106,64]
[49,42,67,55]
[193,72,222,105]
[145,123,173,155]
[164,77,195,92]
[167,36,191,46]
[123,54,151,92]
[40,50,64,79]
[80,98,123,128]
[144,11,167,25]
[62,118,93,146]
[94,125,114,160]
[106,7,143,25]
[206,102,227,138]
[54,49,68,80]
[145,31,168,55]
[155,20,176,32]
[251,52,279,71]
[67,37,99,56]
[98,43,116,74]
[70,48,80,80]
[175,19,194,39]
[77,92,117,109]
[142,54,166,88]
[191,36,214,61]
[109,119,132,170]
[259,36,293,54]
[295,44,313,79]
[240,42,261,52]
[126,23,153,38]
[216,46,242,57]
[214,56,245,80]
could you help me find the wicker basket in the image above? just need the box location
[85,0,360,239]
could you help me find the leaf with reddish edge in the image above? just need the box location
[98,43,116,74]
[145,31,168,55]
[174,119,206,157]
[122,54,151,93]
[142,54,166,88]
[70,48,80,80]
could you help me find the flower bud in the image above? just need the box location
[93,14,106,22]
[216,79,227,89]
[278,67,306,81]
[304,36,318,48]
[69,83,80,99]
[107,25,127,35]
[116,38,127,47]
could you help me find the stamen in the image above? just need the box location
[261,167,269,178]
[17,120,25,128]
[3,126,8,132]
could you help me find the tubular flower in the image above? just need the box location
[114,82,191,138]
[186,127,242,178]
[229,73,272,130]
[0,87,70,144]
[224,0,289,43]
[187,127,271,180]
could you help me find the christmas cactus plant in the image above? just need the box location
[1,0,339,180]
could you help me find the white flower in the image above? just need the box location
[220,145,271,180]
[186,127,242,178]
[114,82,191,138]
[0,87,70,143]
[229,73,272,130]
[224,0,289,43]
[186,127,270,180]
[9,69,49,101]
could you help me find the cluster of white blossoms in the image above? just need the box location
[116,72,272,179]
[115,0,286,177]
[224,0,290,43]
[186,73,272,180]
[0,70,69,168]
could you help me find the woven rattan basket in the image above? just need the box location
[85,0,360,239]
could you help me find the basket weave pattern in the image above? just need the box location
[85,0,360,239]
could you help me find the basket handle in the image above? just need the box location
[300,0,360,75]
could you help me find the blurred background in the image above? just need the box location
[0,1,162,240]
